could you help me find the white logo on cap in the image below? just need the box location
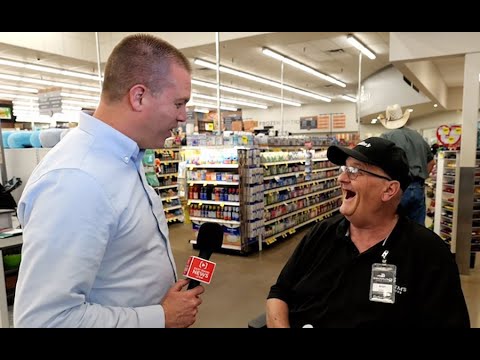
[357,141,371,148]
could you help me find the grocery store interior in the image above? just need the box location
[0,32,479,328]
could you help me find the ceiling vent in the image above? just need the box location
[327,48,345,53]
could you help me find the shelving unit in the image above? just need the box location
[434,151,459,251]
[261,150,342,245]
[185,146,263,254]
[434,150,480,260]
[143,148,184,224]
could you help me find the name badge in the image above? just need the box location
[369,263,396,304]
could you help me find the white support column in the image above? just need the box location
[456,52,480,274]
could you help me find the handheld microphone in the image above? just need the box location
[187,222,224,290]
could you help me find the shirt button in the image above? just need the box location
[123,156,129,163]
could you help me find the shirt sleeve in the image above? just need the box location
[14,170,164,328]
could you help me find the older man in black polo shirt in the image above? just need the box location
[266,137,469,328]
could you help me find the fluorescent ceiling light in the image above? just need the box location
[194,58,331,102]
[194,108,209,114]
[347,35,376,60]
[187,100,237,112]
[0,57,102,81]
[0,73,100,92]
[62,99,98,108]
[340,94,357,103]
[60,92,99,101]
[0,92,37,100]
[370,118,378,124]
[12,100,38,107]
[262,48,346,88]
[0,84,38,93]
[191,92,268,109]
[13,105,39,111]
[191,79,301,107]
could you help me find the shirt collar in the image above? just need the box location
[77,111,142,166]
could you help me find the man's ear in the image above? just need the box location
[129,85,146,111]
[382,180,401,201]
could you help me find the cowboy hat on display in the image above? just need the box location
[379,104,410,130]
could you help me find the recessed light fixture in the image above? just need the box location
[340,94,357,103]
[407,108,413,112]
[433,104,438,108]
[194,58,331,102]
[192,79,302,107]
[261,48,346,88]
[347,34,376,60]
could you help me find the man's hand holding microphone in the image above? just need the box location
[161,222,223,328]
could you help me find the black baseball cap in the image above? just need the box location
[327,137,411,190]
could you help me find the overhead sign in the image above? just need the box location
[38,87,62,116]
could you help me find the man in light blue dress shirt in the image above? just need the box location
[13,34,204,327]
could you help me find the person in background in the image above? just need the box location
[14,34,204,327]
[379,104,435,226]
[266,137,469,328]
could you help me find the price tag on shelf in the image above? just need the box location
[274,176,280,182]
[187,200,191,205]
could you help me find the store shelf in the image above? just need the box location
[311,166,339,173]
[264,186,341,210]
[154,184,178,190]
[264,176,338,194]
[163,205,182,212]
[187,164,238,169]
[157,173,178,178]
[262,160,306,167]
[166,215,184,223]
[161,195,179,201]
[189,239,242,251]
[264,208,339,245]
[264,171,304,181]
[188,180,239,186]
[189,217,241,226]
[264,196,342,225]
[188,200,240,207]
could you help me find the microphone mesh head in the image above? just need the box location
[197,222,224,251]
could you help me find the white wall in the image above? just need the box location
[242,102,357,134]
[359,65,430,118]
[390,32,480,62]
[360,110,466,142]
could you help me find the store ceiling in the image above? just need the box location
[0,32,467,124]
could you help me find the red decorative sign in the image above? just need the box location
[436,125,461,147]
[183,256,216,284]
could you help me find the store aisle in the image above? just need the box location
[168,222,480,328]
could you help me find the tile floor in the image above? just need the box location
[7,221,480,328]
